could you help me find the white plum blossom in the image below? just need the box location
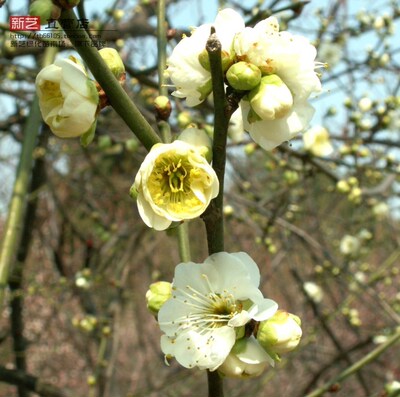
[339,235,361,257]
[35,57,99,138]
[133,133,219,230]
[235,17,322,150]
[166,8,322,150]
[372,201,389,219]
[166,8,245,106]
[358,96,373,112]
[158,252,278,371]
[228,108,245,142]
[303,125,334,157]
[303,281,323,303]
[317,41,343,68]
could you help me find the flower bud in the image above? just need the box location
[218,337,271,378]
[385,381,400,396]
[336,180,350,193]
[372,202,389,219]
[36,58,99,139]
[198,49,211,72]
[177,127,212,162]
[303,126,333,157]
[256,310,302,361]
[98,48,125,79]
[226,61,261,91]
[154,95,172,121]
[248,74,293,121]
[198,49,233,72]
[303,281,323,303]
[29,0,61,22]
[146,281,172,315]
[339,235,361,257]
[177,111,192,128]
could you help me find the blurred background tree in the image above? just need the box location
[0,0,399,396]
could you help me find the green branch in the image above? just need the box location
[156,0,172,143]
[157,0,168,98]
[305,328,400,397]
[0,96,41,310]
[177,223,191,262]
[202,27,230,397]
[202,28,240,257]
[59,8,161,151]
[0,48,57,312]
[202,28,228,257]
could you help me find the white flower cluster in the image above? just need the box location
[154,252,301,377]
[167,8,322,150]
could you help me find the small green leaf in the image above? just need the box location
[80,120,97,147]
[86,79,100,105]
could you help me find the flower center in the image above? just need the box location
[147,151,205,213]
[163,274,242,335]
[166,159,187,193]
[42,80,62,99]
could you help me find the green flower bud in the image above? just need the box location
[226,62,261,91]
[336,179,350,193]
[146,281,172,315]
[29,0,61,22]
[248,74,293,121]
[125,138,139,152]
[154,95,172,121]
[197,79,212,102]
[98,48,125,79]
[198,49,211,72]
[257,310,302,361]
[198,49,233,72]
[385,381,400,396]
[177,111,192,128]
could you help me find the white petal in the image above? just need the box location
[236,336,275,366]
[250,299,278,321]
[204,252,260,295]
[173,327,235,370]
[241,99,315,150]
[136,192,172,230]
[228,311,252,327]
[228,252,261,286]
[55,58,90,98]
[214,8,245,49]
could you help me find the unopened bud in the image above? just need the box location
[177,111,192,128]
[154,95,172,121]
[98,48,125,80]
[248,75,293,121]
[198,49,233,72]
[198,49,211,71]
[336,180,350,193]
[257,310,302,361]
[146,281,172,315]
[226,61,261,91]
[29,0,61,22]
